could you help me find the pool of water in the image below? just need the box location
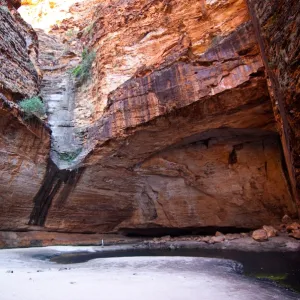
[49,248,300,293]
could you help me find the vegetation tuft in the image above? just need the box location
[19,96,45,119]
[254,273,288,282]
[70,48,96,84]
[0,5,10,14]
[58,148,82,162]
[66,28,78,39]
[84,22,95,36]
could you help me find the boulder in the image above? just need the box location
[210,235,226,244]
[215,231,224,237]
[286,222,300,232]
[289,230,300,240]
[252,229,268,242]
[262,225,278,238]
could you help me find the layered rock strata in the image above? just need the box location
[0,109,50,230]
[18,0,296,234]
[0,0,40,98]
[0,0,298,239]
[0,0,50,230]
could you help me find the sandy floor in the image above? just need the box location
[0,246,299,300]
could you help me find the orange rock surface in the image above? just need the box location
[0,0,299,245]
[0,0,50,232]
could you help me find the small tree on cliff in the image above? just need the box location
[71,48,96,84]
[19,96,46,119]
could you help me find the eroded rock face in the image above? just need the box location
[76,0,252,123]
[0,0,50,230]
[246,0,300,215]
[45,0,296,232]
[10,0,296,234]
[0,0,298,238]
[0,0,40,98]
[0,109,50,230]
[84,19,274,169]
[43,134,295,233]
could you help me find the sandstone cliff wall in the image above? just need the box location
[0,0,50,231]
[0,0,298,238]
[14,0,296,234]
[246,0,300,216]
[0,0,40,98]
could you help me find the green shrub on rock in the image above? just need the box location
[19,96,46,119]
[0,5,10,14]
[71,48,96,84]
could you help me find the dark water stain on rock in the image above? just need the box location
[28,160,84,226]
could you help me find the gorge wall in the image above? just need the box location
[0,0,50,231]
[0,0,299,241]
[246,0,300,215]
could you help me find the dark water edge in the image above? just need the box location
[48,248,300,293]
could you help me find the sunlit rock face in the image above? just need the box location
[19,0,85,31]
[0,0,297,237]
[0,0,39,98]
[73,0,253,124]
[0,0,50,231]
[20,0,253,124]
